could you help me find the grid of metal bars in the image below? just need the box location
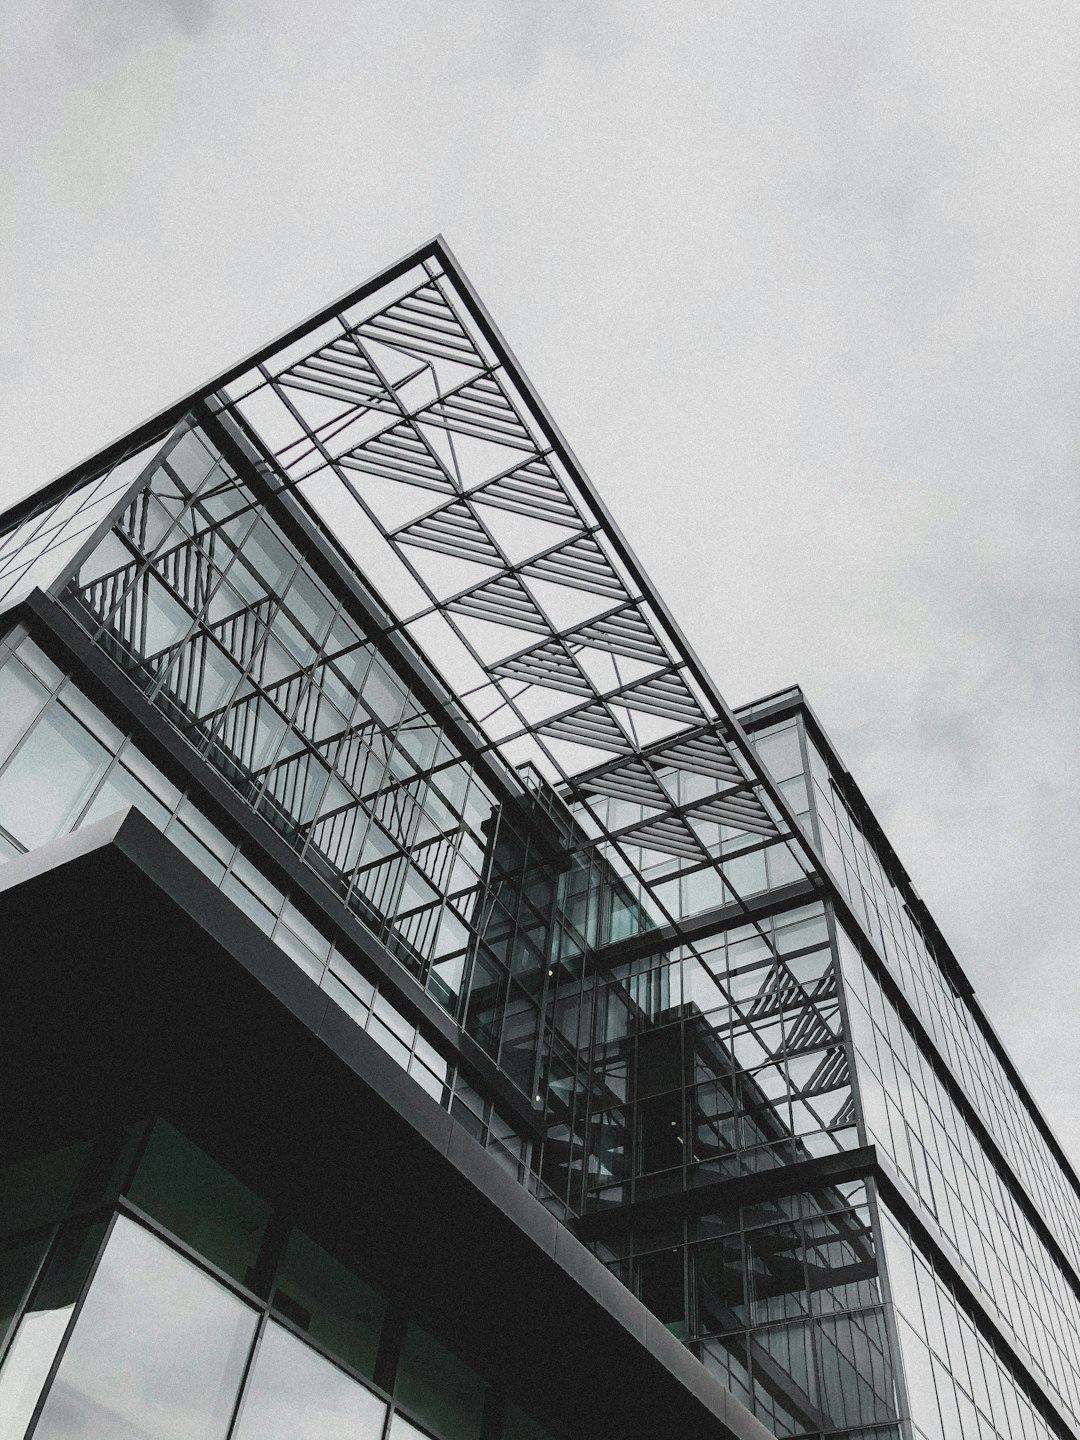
[210,242,817,942]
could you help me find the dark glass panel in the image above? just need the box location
[635,1024,683,1099]
[232,1320,385,1439]
[691,1078,740,1161]
[464,949,507,1059]
[695,1235,746,1333]
[699,1334,753,1412]
[590,1107,631,1186]
[803,1212,881,1315]
[395,1322,486,1440]
[636,1247,685,1339]
[0,1142,88,1240]
[816,1307,899,1431]
[749,1319,819,1440]
[498,990,540,1094]
[272,1227,385,1381]
[0,1232,49,1356]
[0,1218,106,1439]
[636,1091,684,1175]
[31,1216,256,1440]
[746,1223,808,1324]
[126,1121,270,1287]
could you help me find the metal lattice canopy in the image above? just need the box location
[14,238,822,936]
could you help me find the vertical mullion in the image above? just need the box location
[23,1210,118,1440]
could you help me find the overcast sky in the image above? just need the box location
[3,2,1078,1161]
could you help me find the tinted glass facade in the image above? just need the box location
[1,240,1077,1440]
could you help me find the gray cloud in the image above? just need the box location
[74,0,216,44]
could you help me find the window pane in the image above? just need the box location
[751,1318,818,1438]
[0,1302,76,1437]
[0,1233,49,1356]
[80,761,172,832]
[272,1228,385,1380]
[32,1216,256,1440]
[752,725,803,784]
[0,660,49,769]
[696,1234,746,1332]
[0,1219,106,1440]
[395,1322,486,1440]
[128,570,193,657]
[232,1321,386,1440]
[126,1122,270,1287]
[0,702,111,851]
[636,1248,685,1338]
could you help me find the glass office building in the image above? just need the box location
[0,238,1076,1440]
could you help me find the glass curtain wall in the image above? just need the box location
[5,418,1079,1440]
[802,724,1080,1276]
[838,928,1080,1430]
[0,634,544,1198]
[0,1121,563,1440]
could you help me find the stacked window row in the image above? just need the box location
[879,1204,1066,1440]
[0,636,544,1206]
[580,763,812,931]
[0,440,163,613]
[46,423,577,1106]
[62,428,494,981]
[564,904,857,1212]
[745,716,819,847]
[803,729,1080,1281]
[0,1121,561,1440]
[592,1181,900,1439]
[838,928,1080,1429]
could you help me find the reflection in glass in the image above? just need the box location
[0,705,109,851]
[126,1121,270,1287]
[232,1321,386,1440]
[0,660,48,771]
[272,1228,385,1380]
[396,1322,486,1440]
[750,1318,818,1439]
[389,1415,428,1440]
[0,1220,105,1440]
[32,1216,256,1440]
[816,1307,897,1431]
[0,1302,76,1437]
[696,1234,746,1332]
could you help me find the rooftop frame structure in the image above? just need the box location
[2,238,1079,1440]
[1,237,1068,1188]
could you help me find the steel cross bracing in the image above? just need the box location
[198,239,821,939]
[217,247,811,926]
[0,238,823,941]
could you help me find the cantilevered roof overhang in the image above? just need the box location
[0,237,822,950]
[0,807,775,1440]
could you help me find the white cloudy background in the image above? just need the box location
[2,4,1078,1154]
